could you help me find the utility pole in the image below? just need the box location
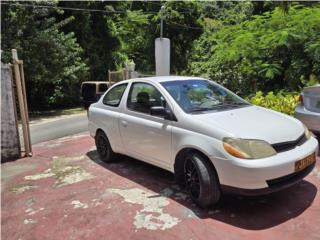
[160,5,165,39]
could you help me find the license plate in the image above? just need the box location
[295,153,316,172]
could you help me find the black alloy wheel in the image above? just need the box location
[183,152,221,208]
[95,131,116,162]
[184,158,201,199]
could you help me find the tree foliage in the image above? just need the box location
[187,4,320,96]
[1,2,89,110]
[110,1,203,74]
[56,1,122,80]
[1,1,319,111]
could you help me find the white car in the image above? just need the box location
[88,76,318,207]
[294,84,320,135]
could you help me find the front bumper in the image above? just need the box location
[211,136,318,191]
[221,162,315,196]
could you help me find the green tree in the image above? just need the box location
[187,4,320,96]
[111,1,203,74]
[1,2,88,110]
[56,1,122,80]
[109,2,155,72]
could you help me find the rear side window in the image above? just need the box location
[103,84,127,107]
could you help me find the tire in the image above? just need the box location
[184,152,221,208]
[95,131,117,163]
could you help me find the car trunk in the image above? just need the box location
[303,85,320,113]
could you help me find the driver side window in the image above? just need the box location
[127,83,166,114]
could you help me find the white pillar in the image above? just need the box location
[155,38,170,76]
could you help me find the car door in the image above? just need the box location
[90,83,128,154]
[119,82,173,169]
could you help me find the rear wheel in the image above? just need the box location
[95,131,116,162]
[184,152,221,208]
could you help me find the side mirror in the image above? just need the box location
[150,106,176,121]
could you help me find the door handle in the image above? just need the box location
[121,120,128,127]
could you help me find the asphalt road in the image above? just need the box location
[28,113,88,144]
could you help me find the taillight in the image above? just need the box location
[299,95,304,105]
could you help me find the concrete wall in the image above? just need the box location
[1,63,20,161]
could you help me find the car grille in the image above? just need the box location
[271,133,307,153]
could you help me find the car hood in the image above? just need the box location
[192,106,304,144]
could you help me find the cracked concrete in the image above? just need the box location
[1,163,38,192]
[1,133,320,240]
[109,188,180,230]
[23,155,94,188]
[11,183,38,194]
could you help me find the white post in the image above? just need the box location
[155,6,170,76]
[124,62,129,80]
[155,38,170,76]
[129,61,137,79]
[12,49,18,61]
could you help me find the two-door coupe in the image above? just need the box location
[88,76,318,207]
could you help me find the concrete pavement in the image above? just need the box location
[1,133,320,240]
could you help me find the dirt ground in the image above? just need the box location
[1,133,320,240]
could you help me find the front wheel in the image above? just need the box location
[184,153,221,208]
[95,131,116,163]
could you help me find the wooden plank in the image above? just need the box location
[19,60,32,155]
[12,49,32,156]
[9,64,21,155]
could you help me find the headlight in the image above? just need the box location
[223,138,277,159]
[303,124,312,139]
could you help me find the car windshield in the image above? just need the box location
[161,80,250,113]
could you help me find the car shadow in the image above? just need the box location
[86,150,317,230]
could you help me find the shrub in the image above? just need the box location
[246,91,299,115]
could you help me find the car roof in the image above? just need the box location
[81,81,109,84]
[116,76,206,85]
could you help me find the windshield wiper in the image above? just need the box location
[188,102,249,113]
[224,101,250,105]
